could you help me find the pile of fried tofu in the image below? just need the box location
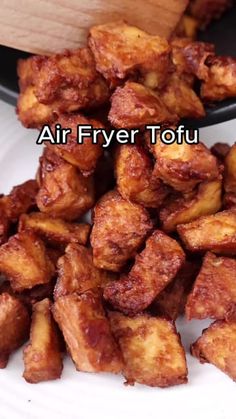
[0,17,236,387]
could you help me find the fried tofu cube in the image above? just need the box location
[211,142,230,161]
[89,21,172,89]
[182,41,215,80]
[23,298,63,383]
[46,114,104,176]
[54,244,114,299]
[0,293,30,368]
[53,291,123,373]
[186,252,236,320]
[91,190,153,272]
[19,212,90,247]
[201,56,236,101]
[0,232,55,292]
[224,143,236,193]
[159,178,222,232]
[0,180,38,223]
[160,74,205,119]
[177,209,236,254]
[191,319,236,381]
[152,259,200,320]
[109,312,187,387]
[17,85,55,128]
[150,137,220,192]
[17,56,46,92]
[109,82,176,129]
[36,149,94,221]
[170,37,195,86]
[104,230,185,314]
[115,144,169,208]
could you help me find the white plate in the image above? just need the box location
[0,100,236,419]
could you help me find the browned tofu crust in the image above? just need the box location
[19,212,90,247]
[0,293,30,368]
[211,142,230,161]
[104,230,185,314]
[109,312,188,387]
[36,149,94,221]
[201,56,236,102]
[46,114,104,176]
[159,178,222,232]
[224,143,236,194]
[0,232,55,292]
[23,298,63,383]
[91,190,153,272]
[54,244,114,299]
[109,82,176,129]
[53,291,123,373]
[191,319,236,381]
[186,252,236,320]
[150,138,220,192]
[177,209,236,254]
[115,144,169,208]
[152,259,200,320]
[89,21,173,88]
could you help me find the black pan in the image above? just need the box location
[0,4,236,127]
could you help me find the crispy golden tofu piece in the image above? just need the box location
[115,144,169,208]
[152,259,200,320]
[0,293,30,368]
[160,74,205,119]
[0,232,55,292]
[89,21,172,89]
[104,230,185,314]
[224,143,236,193]
[159,178,222,232]
[109,312,187,387]
[36,149,94,221]
[186,252,236,320]
[188,0,233,28]
[19,212,90,247]
[191,319,236,381]
[91,190,153,272]
[17,85,55,128]
[201,56,236,101]
[47,114,104,176]
[23,298,63,383]
[182,41,215,80]
[54,244,114,299]
[170,37,195,86]
[109,82,176,129]
[17,55,45,92]
[177,209,236,254]
[17,49,109,128]
[53,291,123,373]
[150,137,220,192]
[211,142,230,161]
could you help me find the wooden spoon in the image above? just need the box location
[0,0,188,55]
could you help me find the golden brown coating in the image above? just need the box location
[170,37,195,86]
[91,190,153,272]
[224,143,236,194]
[152,259,200,320]
[191,319,236,381]
[0,232,55,292]
[177,209,236,254]
[159,178,222,232]
[17,56,46,92]
[0,213,9,246]
[188,0,233,28]
[211,142,230,161]
[19,212,90,247]
[182,41,215,80]
[223,193,236,209]
[160,74,205,119]
[104,230,185,314]
[175,15,199,39]
[109,312,188,387]
[201,56,236,102]
[115,144,169,208]
[0,179,38,223]
[89,21,173,89]
[151,138,220,192]
[54,244,114,299]
[0,293,30,368]
[36,149,94,221]
[23,298,63,383]
[186,252,236,321]
[47,114,104,176]
[109,82,176,129]
[53,291,123,373]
